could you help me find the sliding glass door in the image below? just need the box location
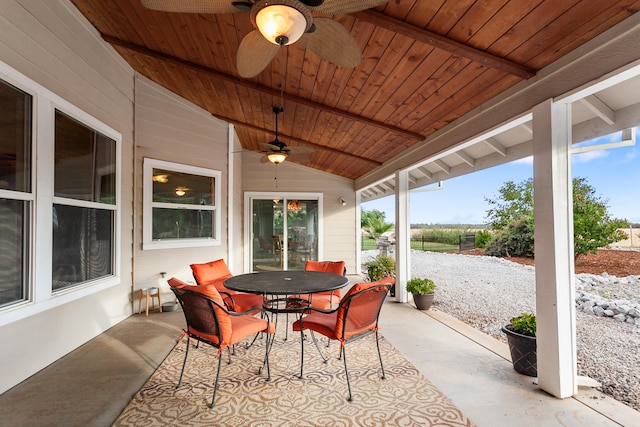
[249,194,320,272]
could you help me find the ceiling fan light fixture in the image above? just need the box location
[267,152,287,164]
[252,0,312,46]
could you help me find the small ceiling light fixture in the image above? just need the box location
[175,187,187,197]
[152,174,169,183]
[339,197,346,206]
[251,0,312,46]
[267,152,287,164]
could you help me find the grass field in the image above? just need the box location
[362,238,460,253]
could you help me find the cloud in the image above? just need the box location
[572,150,609,164]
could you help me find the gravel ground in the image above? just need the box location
[363,250,640,412]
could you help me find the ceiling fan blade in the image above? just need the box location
[259,142,279,151]
[299,18,362,68]
[311,0,389,14]
[287,153,311,163]
[288,145,314,154]
[237,30,281,78]
[141,0,246,14]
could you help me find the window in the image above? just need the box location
[0,78,32,308]
[52,111,117,291]
[143,159,221,250]
[0,61,121,321]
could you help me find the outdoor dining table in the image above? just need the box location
[224,270,349,314]
[224,270,349,378]
[225,270,349,377]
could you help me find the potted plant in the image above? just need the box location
[405,277,436,310]
[363,255,396,296]
[501,312,537,377]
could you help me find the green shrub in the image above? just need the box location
[474,229,491,248]
[485,217,534,257]
[509,312,536,337]
[363,255,395,281]
[406,277,436,295]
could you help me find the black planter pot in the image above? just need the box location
[412,293,434,310]
[501,324,537,377]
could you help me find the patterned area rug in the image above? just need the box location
[114,325,475,426]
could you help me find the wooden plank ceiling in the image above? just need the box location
[70,0,640,180]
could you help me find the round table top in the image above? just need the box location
[224,270,348,295]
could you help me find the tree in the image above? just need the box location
[485,179,534,230]
[484,177,627,259]
[361,208,393,241]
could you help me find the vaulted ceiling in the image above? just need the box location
[70,0,640,187]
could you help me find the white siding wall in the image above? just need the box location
[242,152,357,273]
[0,1,134,393]
[134,75,231,303]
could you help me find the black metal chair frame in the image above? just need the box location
[172,287,271,409]
[294,282,392,401]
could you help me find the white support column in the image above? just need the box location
[532,99,578,398]
[395,169,410,303]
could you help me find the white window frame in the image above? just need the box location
[143,158,221,250]
[0,61,122,327]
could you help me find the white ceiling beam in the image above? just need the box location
[433,159,451,174]
[520,122,533,135]
[485,138,507,156]
[572,102,640,143]
[455,150,475,167]
[379,181,394,192]
[412,166,432,180]
[578,95,615,125]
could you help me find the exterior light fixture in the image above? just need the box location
[339,197,346,206]
[251,0,312,46]
[267,152,287,164]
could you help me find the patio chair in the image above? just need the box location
[295,260,346,310]
[168,278,274,409]
[291,276,394,401]
[190,259,263,313]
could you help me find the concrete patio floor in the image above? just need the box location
[1,294,638,426]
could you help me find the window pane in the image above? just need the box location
[54,111,116,204]
[0,199,28,307]
[52,204,113,290]
[152,207,214,240]
[152,168,214,206]
[0,79,32,193]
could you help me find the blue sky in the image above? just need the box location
[362,128,640,225]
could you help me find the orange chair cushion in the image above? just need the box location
[196,314,273,347]
[185,283,233,345]
[305,260,345,275]
[334,277,394,339]
[231,293,265,312]
[292,311,339,341]
[294,277,394,342]
[190,259,233,288]
[167,277,190,289]
[303,260,346,298]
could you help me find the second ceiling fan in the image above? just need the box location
[141,0,389,77]
[260,106,313,164]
